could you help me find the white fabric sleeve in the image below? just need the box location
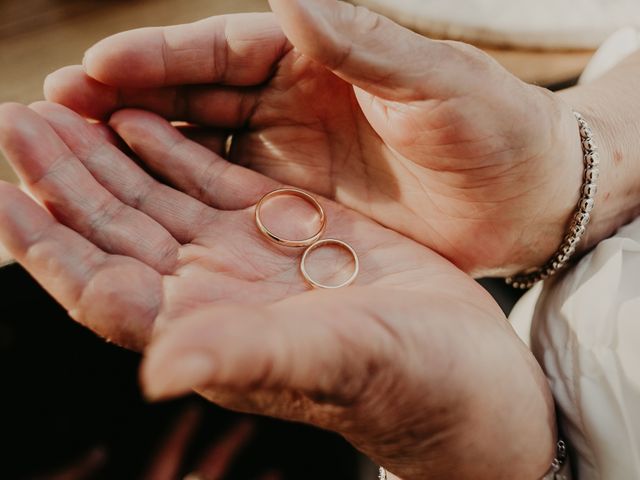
[509,27,640,480]
[512,217,640,479]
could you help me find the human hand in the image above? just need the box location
[0,102,554,479]
[43,0,586,277]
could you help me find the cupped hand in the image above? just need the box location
[44,0,584,277]
[0,102,554,478]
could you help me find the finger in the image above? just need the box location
[44,66,260,127]
[30,101,215,244]
[89,121,122,148]
[143,405,203,480]
[35,446,107,480]
[141,289,395,404]
[109,109,278,210]
[192,420,255,480]
[46,67,234,152]
[178,125,230,158]
[82,13,291,88]
[0,182,159,349]
[0,103,180,273]
[268,0,470,100]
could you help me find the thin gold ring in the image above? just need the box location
[255,188,327,248]
[300,239,359,289]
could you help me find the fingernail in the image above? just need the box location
[42,74,54,100]
[82,48,94,70]
[143,352,216,401]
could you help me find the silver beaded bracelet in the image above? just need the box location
[542,440,570,480]
[506,111,599,289]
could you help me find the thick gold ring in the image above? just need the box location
[255,188,327,248]
[300,239,359,289]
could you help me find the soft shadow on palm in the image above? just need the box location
[45,11,564,276]
[0,101,555,479]
[0,101,473,350]
[232,52,395,198]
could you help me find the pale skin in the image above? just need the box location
[2,0,640,478]
[42,1,640,278]
[0,102,554,479]
[40,5,579,279]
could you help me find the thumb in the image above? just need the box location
[268,0,464,100]
[140,290,394,404]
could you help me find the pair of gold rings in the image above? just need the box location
[255,188,359,289]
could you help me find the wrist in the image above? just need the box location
[507,88,585,275]
[556,85,640,253]
[509,83,640,278]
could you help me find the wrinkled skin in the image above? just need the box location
[44,0,584,277]
[0,0,571,477]
[0,101,554,479]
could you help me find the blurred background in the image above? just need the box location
[0,0,611,478]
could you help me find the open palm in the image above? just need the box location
[45,2,582,277]
[0,101,462,346]
[0,101,554,478]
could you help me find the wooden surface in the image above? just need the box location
[486,47,592,86]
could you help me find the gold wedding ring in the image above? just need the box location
[255,188,327,248]
[300,239,359,289]
[256,188,358,289]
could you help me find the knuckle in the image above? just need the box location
[351,5,383,34]
[325,4,384,71]
[128,177,153,211]
[438,40,496,73]
[29,151,75,189]
[154,238,180,273]
[211,18,230,82]
[87,198,125,237]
